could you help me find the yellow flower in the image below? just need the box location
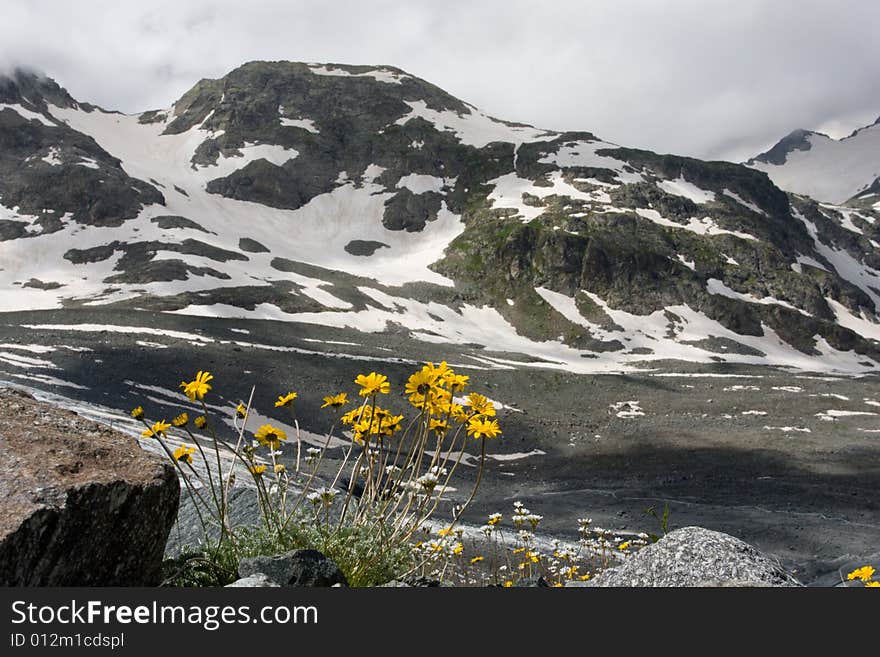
[437,527,455,537]
[847,565,876,582]
[502,580,513,588]
[487,513,502,526]
[465,392,496,417]
[578,574,591,581]
[470,556,485,564]
[275,392,298,408]
[172,444,196,464]
[172,412,188,427]
[340,407,362,425]
[235,402,247,418]
[445,373,469,392]
[452,543,464,556]
[355,372,390,397]
[131,406,144,419]
[618,541,631,551]
[422,361,451,382]
[552,582,564,587]
[274,464,286,474]
[381,414,404,437]
[429,418,449,437]
[450,403,469,424]
[405,369,438,406]
[254,424,287,450]
[321,392,349,409]
[466,417,502,439]
[179,370,213,401]
[352,420,372,445]
[249,465,267,475]
[866,581,880,588]
[141,420,170,438]
[194,415,208,429]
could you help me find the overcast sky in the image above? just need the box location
[2,0,878,162]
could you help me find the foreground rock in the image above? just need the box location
[0,388,179,585]
[226,573,281,587]
[239,549,348,587]
[588,526,801,587]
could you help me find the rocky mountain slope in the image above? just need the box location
[3,62,880,374]
[747,117,880,205]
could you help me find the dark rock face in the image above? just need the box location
[588,526,801,587]
[0,71,164,231]
[238,549,348,587]
[238,237,270,253]
[151,215,211,233]
[748,129,817,166]
[0,388,179,586]
[344,239,389,256]
[383,190,442,231]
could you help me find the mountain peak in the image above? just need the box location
[164,59,475,135]
[746,113,880,203]
[0,67,77,110]
[747,128,821,167]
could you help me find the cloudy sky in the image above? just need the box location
[2,0,878,161]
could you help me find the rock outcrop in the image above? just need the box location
[238,549,348,587]
[587,526,801,587]
[0,388,179,585]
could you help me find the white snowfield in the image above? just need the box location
[749,121,880,204]
[0,100,478,313]
[657,177,716,204]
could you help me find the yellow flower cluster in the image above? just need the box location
[405,362,502,440]
[847,565,878,587]
[340,404,404,444]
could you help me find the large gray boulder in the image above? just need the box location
[0,388,179,585]
[589,526,801,587]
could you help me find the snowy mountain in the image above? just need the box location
[3,62,880,374]
[747,117,880,205]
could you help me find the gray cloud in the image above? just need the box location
[2,0,878,161]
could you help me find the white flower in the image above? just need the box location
[417,472,439,491]
[307,486,337,506]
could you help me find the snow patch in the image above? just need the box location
[279,117,319,133]
[706,278,809,315]
[658,177,716,204]
[635,209,759,241]
[0,103,55,127]
[610,401,644,418]
[394,100,556,148]
[722,189,766,215]
[308,64,410,85]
